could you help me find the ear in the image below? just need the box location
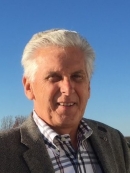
[88,81,91,99]
[22,77,34,100]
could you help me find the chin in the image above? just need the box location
[59,117,79,126]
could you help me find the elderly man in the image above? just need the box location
[0,29,130,173]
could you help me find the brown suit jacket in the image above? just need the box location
[0,115,130,173]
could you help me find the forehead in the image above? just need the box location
[35,46,86,73]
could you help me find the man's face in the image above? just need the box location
[23,46,90,133]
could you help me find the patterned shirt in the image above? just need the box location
[33,112,103,173]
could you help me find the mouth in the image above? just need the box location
[57,102,75,106]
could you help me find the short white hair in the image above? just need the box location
[21,29,95,81]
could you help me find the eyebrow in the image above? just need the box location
[46,70,87,75]
[71,70,87,75]
[44,71,60,79]
[46,71,60,76]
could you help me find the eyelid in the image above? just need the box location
[72,73,84,77]
[45,73,62,82]
[72,70,85,75]
[45,71,86,81]
[45,73,60,79]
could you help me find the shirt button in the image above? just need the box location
[61,137,66,141]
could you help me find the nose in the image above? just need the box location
[60,78,75,96]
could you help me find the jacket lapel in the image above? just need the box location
[87,120,118,173]
[20,115,55,173]
[19,116,121,173]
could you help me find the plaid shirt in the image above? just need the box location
[33,112,103,173]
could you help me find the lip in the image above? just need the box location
[57,102,75,106]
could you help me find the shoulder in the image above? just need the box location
[0,127,20,141]
[84,118,129,148]
[0,114,36,144]
[0,115,34,149]
[83,118,126,141]
[84,118,117,132]
[0,127,22,150]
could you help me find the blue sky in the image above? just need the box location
[0,1,130,136]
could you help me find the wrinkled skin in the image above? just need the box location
[23,46,90,143]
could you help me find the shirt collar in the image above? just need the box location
[33,110,93,146]
[78,119,93,142]
[33,110,58,145]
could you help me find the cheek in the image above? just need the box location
[84,83,90,98]
[78,86,90,103]
[46,85,60,104]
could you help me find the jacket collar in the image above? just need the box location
[20,115,55,173]
[20,116,120,173]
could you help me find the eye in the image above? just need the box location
[71,74,84,82]
[47,75,62,82]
